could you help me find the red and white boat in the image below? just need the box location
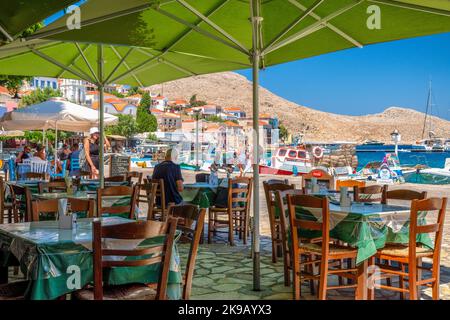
[262,146,313,175]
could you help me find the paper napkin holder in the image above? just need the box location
[58,198,77,229]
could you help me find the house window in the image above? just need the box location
[52,82,57,89]
[40,80,45,88]
[47,81,51,87]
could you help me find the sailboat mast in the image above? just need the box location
[421,80,432,139]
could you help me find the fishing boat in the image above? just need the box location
[270,145,313,174]
[403,159,450,184]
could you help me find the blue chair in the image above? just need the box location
[70,157,80,172]
[50,160,67,179]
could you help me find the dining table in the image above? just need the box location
[181,182,221,208]
[0,217,182,300]
[278,194,433,299]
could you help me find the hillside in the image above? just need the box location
[146,72,450,143]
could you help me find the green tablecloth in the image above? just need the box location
[181,183,218,208]
[0,217,182,300]
[280,200,433,264]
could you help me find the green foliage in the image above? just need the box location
[106,115,139,139]
[189,94,207,108]
[279,123,289,141]
[147,133,158,141]
[127,87,142,96]
[24,130,73,143]
[136,92,157,133]
[20,87,62,107]
[204,115,225,123]
[110,90,124,98]
[0,75,31,97]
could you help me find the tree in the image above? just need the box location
[0,75,31,97]
[20,87,62,107]
[204,115,225,123]
[189,94,207,108]
[147,133,158,141]
[136,92,157,133]
[110,90,124,98]
[127,86,142,96]
[106,114,139,139]
[279,123,289,142]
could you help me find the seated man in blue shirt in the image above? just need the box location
[151,148,184,206]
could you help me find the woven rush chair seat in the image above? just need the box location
[73,283,156,300]
[0,281,29,300]
[378,244,434,258]
[210,206,246,212]
[299,242,358,255]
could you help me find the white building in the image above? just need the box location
[28,77,87,104]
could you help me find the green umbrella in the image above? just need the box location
[1,0,450,292]
[0,0,78,43]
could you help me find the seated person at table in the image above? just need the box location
[58,144,71,161]
[151,148,184,206]
[15,145,32,163]
[33,144,46,161]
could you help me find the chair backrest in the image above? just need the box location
[24,172,46,180]
[96,185,139,219]
[105,175,126,183]
[265,179,290,185]
[409,197,448,261]
[92,218,178,300]
[147,178,166,213]
[384,189,427,203]
[167,204,206,300]
[126,171,143,185]
[31,198,95,221]
[275,189,305,257]
[263,181,295,223]
[38,181,68,194]
[30,161,48,174]
[287,194,330,255]
[354,184,387,203]
[70,157,80,171]
[301,169,335,192]
[195,173,210,183]
[9,184,32,222]
[139,182,157,220]
[336,179,365,191]
[0,177,7,224]
[227,177,253,211]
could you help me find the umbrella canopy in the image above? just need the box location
[0,0,450,86]
[0,130,24,137]
[0,97,118,132]
[0,0,78,43]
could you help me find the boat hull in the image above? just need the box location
[259,165,293,176]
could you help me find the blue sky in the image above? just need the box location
[238,32,450,120]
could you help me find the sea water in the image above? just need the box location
[357,150,450,170]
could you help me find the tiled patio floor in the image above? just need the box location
[179,234,450,300]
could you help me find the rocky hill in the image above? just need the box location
[146,72,450,143]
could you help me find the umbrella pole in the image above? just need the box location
[98,45,105,188]
[251,0,261,292]
[54,123,58,175]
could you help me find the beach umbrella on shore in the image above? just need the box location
[0,0,450,291]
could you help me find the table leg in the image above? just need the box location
[0,266,8,284]
[356,260,368,300]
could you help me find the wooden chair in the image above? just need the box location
[147,178,167,221]
[104,175,126,183]
[354,185,387,203]
[263,181,295,263]
[336,180,365,191]
[138,182,157,220]
[0,280,30,300]
[208,177,252,246]
[24,172,46,180]
[287,194,359,300]
[9,184,32,222]
[96,185,139,219]
[0,177,13,224]
[275,188,305,286]
[31,198,95,221]
[167,204,206,299]
[383,189,427,204]
[75,171,91,179]
[301,169,335,193]
[369,197,448,300]
[38,181,68,194]
[126,171,143,185]
[73,218,178,300]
